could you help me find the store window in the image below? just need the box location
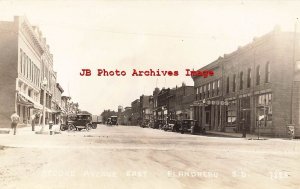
[226,100,237,125]
[256,93,272,127]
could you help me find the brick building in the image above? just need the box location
[192,27,300,137]
[155,88,170,122]
[139,95,153,123]
[174,83,194,120]
[131,99,141,125]
[0,16,58,127]
[118,107,132,125]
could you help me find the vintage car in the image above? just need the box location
[107,116,118,126]
[152,119,164,129]
[179,119,199,134]
[69,113,93,131]
[140,119,150,128]
[163,119,179,132]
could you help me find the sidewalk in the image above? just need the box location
[205,130,270,139]
[0,124,61,135]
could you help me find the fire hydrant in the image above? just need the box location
[287,125,295,140]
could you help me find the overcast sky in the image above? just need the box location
[1,0,300,114]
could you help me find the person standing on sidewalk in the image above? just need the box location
[10,112,20,135]
[31,113,36,131]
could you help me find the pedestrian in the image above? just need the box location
[31,113,36,131]
[10,111,20,135]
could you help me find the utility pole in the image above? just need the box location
[290,18,298,125]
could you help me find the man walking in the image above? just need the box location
[10,111,20,135]
[31,113,36,131]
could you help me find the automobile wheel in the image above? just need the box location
[191,127,195,135]
[172,127,175,132]
[92,124,97,129]
[60,124,66,131]
[87,124,92,131]
[69,124,75,131]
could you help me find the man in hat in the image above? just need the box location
[31,113,37,131]
[10,111,20,135]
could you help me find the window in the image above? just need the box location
[207,83,210,97]
[217,80,220,95]
[256,65,260,85]
[199,86,203,99]
[23,52,26,76]
[239,71,243,90]
[247,68,251,88]
[256,93,272,126]
[25,56,28,78]
[28,89,32,97]
[232,74,236,92]
[212,82,215,97]
[226,100,237,125]
[226,77,229,94]
[265,62,270,83]
[20,49,23,74]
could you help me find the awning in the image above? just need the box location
[30,101,43,110]
[17,94,33,107]
[46,108,53,113]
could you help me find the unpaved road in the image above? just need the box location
[0,125,299,189]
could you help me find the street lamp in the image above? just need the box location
[41,77,47,132]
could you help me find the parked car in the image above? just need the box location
[153,119,164,129]
[61,113,92,131]
[163,119,179,132]
[107,116,118,126]
[179,119,198,134]
[140,119,150,128]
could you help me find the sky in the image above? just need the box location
[1,0,300,114]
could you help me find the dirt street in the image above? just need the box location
[0,125,299,189]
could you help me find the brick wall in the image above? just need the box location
[0,21,18,127]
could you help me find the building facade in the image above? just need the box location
[139,95,153,124]
[192,27,300,137]
[0,16,58,127]
[131,99,141,125]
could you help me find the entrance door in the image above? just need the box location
[205,111,211,130]
[240,97,251,133]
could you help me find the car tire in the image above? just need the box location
[69,124,75,131]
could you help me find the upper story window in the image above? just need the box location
[226,76,230,94]
[247,68,251,88]
[265,62,270,83]
[207,83,210,97]
[239,71,243,90]
[217,80,220,95]
[232,74,236,92]
[256,65,260,85]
